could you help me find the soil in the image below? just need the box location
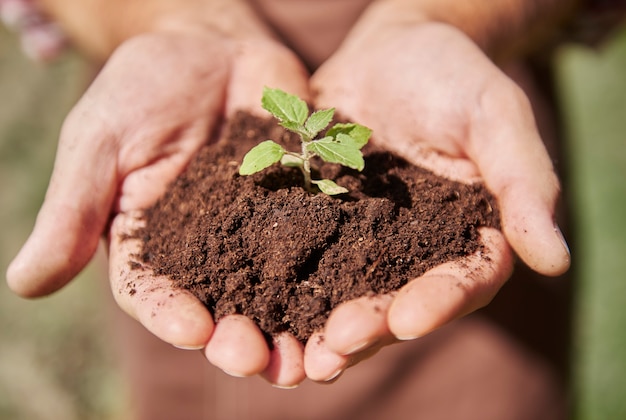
[133,111,500,343]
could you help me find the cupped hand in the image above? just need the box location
[305,21,570,380]
[7,27,310,387]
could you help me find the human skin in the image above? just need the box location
[8,1,315,387]
[307,3,573,379]
[7,0,572,387]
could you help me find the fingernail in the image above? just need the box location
[221,369,248,378]
[323,368,344,382]
[396,334,420,341]
[344,339,377,355]
[554,223,570,257]
[173,344,205,351]
[272,383,300,390]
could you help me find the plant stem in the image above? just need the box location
[301,139,312,191]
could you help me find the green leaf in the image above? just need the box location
[307,138,365,171]
[262,87,308,125]
[334,133,364,149]
[280,154,304,168]
[326,123,371,149]
[312,179,349,195]
[305,108,335,138]
[279,120,310,139]
[239,140,285,175]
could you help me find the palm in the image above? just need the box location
[303,23,568,380]
[106,35,312,385]
[8,30,313,387]
[98,33,233,212]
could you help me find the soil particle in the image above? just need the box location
[133,111,500,343]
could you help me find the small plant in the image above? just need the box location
[239,87,371,195]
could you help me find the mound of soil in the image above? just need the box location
[134,111,500,343]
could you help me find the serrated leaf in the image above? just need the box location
[307,138,365,171]
[262,87,308,125]
[326,123,371,149]
[312,179,349,195]
[279,120,309,138]
[239,140,285,175]
[305,108,335,138]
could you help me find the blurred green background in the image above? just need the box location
[1,24,625,420]
[557,27,626,420]
[0,29,125,419]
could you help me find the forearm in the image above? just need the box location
[38,0,275,62]
[351,0,581,59]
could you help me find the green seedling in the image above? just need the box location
[239,87,372,195]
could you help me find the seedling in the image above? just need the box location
[239,87,371,195]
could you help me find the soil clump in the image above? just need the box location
[134,111,500,343]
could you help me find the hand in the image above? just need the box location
[305,21,570,380]
[6,27,311,387]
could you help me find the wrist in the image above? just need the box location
[349,0,580,59]
[38,0,276,63]
[150,1,275,42]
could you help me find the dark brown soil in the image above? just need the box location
[133,111,500,343]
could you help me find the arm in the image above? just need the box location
[349,0,580,60]
[37,0,275,62]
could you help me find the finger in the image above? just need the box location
[388,228,514,339]
[7,116,117,297]
[226,39,310,116]
[260,332,306,388]
[324,294,394,355]
[304,331,350,382]
[204,315,271,377]
[109,212,214,348]
[468,83,570,276]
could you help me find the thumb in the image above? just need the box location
[7,116,117,297]
[468,84,570,277]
